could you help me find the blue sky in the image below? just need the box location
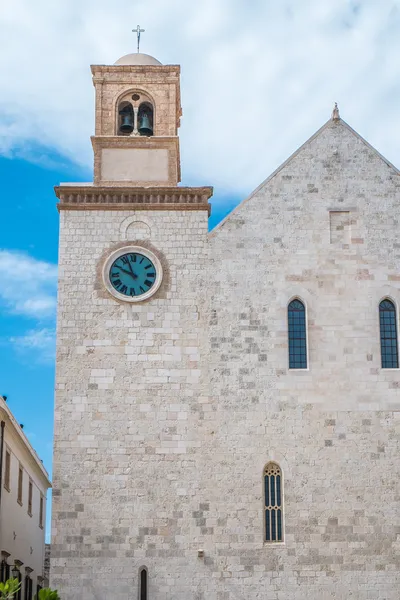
[1,0,400,539]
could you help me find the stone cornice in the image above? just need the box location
[55,186,213,215]
[90,64,180,78]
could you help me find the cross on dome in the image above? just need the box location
[133,25,145,53]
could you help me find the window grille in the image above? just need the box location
[288,299,307,369]
[264,463,283,542]
[379,299,399,368]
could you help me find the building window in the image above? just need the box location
[36,584,42,599]
[139,567,148,600]
[17,465,23,505]
[39,495,44,529]
[379,299,399,369]
[15,570,22,600]
[24,574,33,600]
[264,462,283,542]
[288,299,307,369]
[4,449,11,491]
[0,559,10,583]
[28,480,33,516]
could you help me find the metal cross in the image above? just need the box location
[133,25,145,53]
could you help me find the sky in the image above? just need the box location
[1,0,400,539]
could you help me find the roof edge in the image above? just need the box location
[209,117,400,237]
[0,398,51,487]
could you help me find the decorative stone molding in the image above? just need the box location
[119,214,154,238]
[55,185,213,215]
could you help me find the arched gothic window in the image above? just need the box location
[288,299,307,369]
[379,299,399,368]
[264,463,283,542]
[139,567,148,600]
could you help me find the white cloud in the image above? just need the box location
[0,1,400,193]
[9,328,56,364]
[0,250,57,318]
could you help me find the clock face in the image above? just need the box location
[109,252,157,298]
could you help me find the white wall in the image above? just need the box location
[0,405,50,595]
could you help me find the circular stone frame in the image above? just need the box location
[102,245,163,303]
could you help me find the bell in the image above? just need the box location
[138,113,153,136]
[120,114,134,134]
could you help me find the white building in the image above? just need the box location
[51,51,400,599]
[0,395,51,597]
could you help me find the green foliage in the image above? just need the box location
[0,578,22,600]
[37,589,60,600]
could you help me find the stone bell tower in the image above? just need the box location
[51,50,212,600]
[91,52,181,186]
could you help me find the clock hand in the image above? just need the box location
[116,266,138,279]
[126,260,138,280]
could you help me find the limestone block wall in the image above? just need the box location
[51,208,210,599]
[52,119,400,600]
[203,119,400,599]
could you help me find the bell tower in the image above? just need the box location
[52,50,212,600]
[91,52,181,186]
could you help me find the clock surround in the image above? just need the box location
[102,245,163,302]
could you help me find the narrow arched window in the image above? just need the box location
[264,463,283,542]
[288,299,307,369]
[379,299,399,368]
[139,567,148,600]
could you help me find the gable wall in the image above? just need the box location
[202,120,400,599]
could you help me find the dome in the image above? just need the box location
[114,53,162,66]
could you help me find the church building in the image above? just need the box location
[51,49,400,599]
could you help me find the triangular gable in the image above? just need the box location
[210,117,400,237]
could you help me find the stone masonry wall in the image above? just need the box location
[204,119,400,599]
[52,208,210,599]
[52,119,400,600]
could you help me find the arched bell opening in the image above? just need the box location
[138,102,154,136]
[118,101,134,135]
